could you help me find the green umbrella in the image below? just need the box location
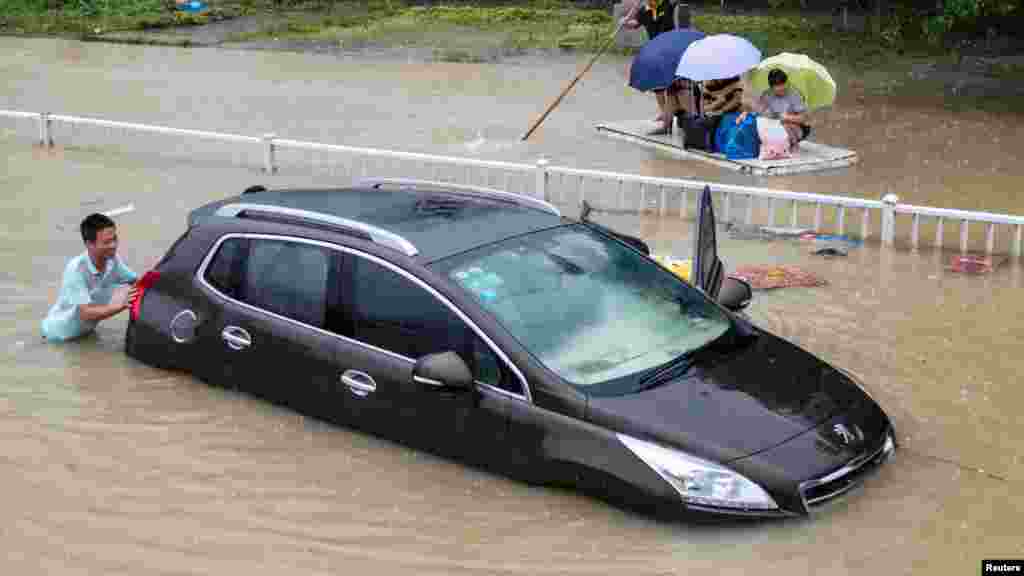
[750,53,836,111]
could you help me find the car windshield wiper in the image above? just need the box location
[634,353,695,392]
[545,252,585,275]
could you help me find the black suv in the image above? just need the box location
[126,178,895,517]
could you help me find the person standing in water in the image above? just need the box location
[622,0,680,134]
[41,213,138,342]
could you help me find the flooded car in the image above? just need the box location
[124,178,895,518]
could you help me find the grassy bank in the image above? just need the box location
[9,0,1024,106]
[0,0,936,65]
[219,2,934,67]
[0,0,226,35]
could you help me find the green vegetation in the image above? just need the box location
[212,2,931,67]
[0,0,223,35]
[1,0,1019,71]
[220,2,614,55]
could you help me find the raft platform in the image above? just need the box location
[595,120,859,176]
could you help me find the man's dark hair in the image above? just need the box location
[768,69,788,87]
[80,213,116,244]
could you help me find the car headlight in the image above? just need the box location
[618,433,778,511]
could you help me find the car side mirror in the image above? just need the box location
[718,276,752,312]
[413,351,474,391]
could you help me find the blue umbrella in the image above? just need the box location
[675,34,762,82]
[628,28,706,92]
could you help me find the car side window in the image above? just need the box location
[240,239,330,329]
[203,237,246,299]
[349,255,522,395]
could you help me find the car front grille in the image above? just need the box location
[798,430,895,511]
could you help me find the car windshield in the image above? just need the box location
[429,224,731,392]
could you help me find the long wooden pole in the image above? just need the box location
[521,1,643,141]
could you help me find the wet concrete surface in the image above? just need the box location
[2,36,1024,574]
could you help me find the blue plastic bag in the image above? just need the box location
[715,112,760,160]
[176,0,207,12]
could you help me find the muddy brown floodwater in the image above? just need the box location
[1,36,1023,575]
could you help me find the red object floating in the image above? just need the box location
[947,254,1006,275]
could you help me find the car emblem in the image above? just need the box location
[832,423,861,446]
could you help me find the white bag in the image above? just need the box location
[757,117,791,160]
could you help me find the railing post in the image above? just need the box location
[38,112,53,147]
[882,193,899,247]
[535,157,550,202]
[263,133,277,174]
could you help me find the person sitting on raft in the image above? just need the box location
[737,68,811,146]
[700,75,744,120]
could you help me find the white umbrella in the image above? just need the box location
[675,34,763,81]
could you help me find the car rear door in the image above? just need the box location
[194,234,349,416]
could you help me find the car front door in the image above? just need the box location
[329,250,519,461]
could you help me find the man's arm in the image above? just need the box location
[782,112,806,124]
[620,0,645,28]
[78,284,137,323]
[113,257,139,284]
[79,302,128,323]
[737,92,768,123]
[782,91,808,124]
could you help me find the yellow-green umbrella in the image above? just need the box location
[750,53,836,111]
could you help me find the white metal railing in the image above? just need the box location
[4,108,1023,257]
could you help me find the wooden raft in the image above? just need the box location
[595,120,859,176]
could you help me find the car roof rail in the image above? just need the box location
[355,177,562,217]
[214,203,419,257]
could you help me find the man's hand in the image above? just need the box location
[736,111,749,125]
[111,284,139,311]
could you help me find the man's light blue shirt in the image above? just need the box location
[41,251,138,342]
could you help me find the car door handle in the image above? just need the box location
[221,326,252,350]
[341,370,376,397]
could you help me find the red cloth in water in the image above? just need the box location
[731,265,828,290]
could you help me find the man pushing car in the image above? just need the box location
[41,213,138,342]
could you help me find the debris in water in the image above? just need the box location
[103,204,135,217]
[760,226,814,237]
[651,254,691,282]
[947,253,1007,275]
[726,223,811,241]
[731,265,828,290]
[800,233,863,247]
[812,247,848,257]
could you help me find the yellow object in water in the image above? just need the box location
[652,254,691,282]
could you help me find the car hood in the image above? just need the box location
[586,330,867,462]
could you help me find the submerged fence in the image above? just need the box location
[4,108,1023,257]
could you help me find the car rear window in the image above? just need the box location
[203,238,246,299]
